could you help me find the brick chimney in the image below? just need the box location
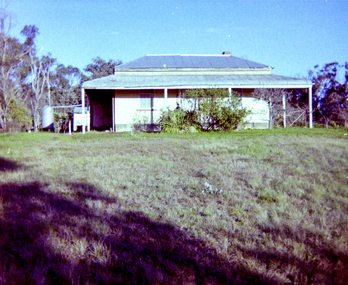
[222,51,232,55]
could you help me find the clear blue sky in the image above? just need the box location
[5,0,348,78]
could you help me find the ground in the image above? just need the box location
[0,128,347,284]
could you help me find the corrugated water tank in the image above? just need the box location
[42,105,54,129]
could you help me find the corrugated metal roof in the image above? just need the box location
[116,55,270,70]
[83,73,311,89]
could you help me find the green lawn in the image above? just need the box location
[0,128,347,284]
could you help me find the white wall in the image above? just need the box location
[242,98,269,124]
[113,96,269,131]
[114,97,178,129]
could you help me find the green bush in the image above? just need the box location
[158,107,198,133]
[54,112,71,133]
[7,99,32,132]
[159,89,251,133]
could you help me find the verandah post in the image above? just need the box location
[283,93,287,128]
[309,86,313,128]
[81,88,85,134]
[164,88,168,108]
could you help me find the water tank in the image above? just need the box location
[42,105,54,129]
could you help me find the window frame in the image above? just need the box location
[138,90,155,110]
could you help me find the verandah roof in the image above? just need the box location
[82,73,311,89]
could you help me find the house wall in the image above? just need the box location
[113,89,179,132]
[242,98,269,129]
[112,88,269,131]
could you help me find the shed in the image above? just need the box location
[81,53,312,132]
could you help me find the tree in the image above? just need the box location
[309,62,348,127]
[49,63,83,133]
[84,57,122,80]
[7,98,32,132]
[0,7,34,130]
[50,63,82,106]
[28,53,55,131]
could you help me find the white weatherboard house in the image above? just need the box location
[81,52,313,132]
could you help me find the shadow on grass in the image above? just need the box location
[0,180,268,285]
[0,157,22,172]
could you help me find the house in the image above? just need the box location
[81,52,312,132]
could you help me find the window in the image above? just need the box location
[139,91,155,109]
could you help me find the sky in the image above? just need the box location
[4,0,348,79]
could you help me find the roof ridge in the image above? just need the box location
[146,54,232,57]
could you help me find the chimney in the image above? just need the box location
[222,51,231,55]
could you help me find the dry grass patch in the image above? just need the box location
[0,129,348,284]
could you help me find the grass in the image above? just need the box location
[0,128,348,284]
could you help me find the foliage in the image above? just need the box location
[184,88,251,131]
[84,57,122,80]
[0,5,102,132]
[159,89,250,133]
[0,6,36,131]
[158,107,198,133]
[54,112,71,133]
[50,64,82,106]
[7,99,32,131]
[309,62,348,127]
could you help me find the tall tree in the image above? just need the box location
[309,62,348,127]
[84,57,122,80]
[0,6,34,130]
[50,63,82,106]
[28,53,55,131]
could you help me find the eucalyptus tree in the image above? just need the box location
[50,64,83,106]
[0,7,34,130]
[309,62,348,127]
[84,57,122,80]
[28,53,56,131]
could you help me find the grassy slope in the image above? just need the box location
[0,128,347,284]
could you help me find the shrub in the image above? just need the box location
[54,112,71,133]
[7,99,32,132]
[159,89,251,133]
[215,95,251,130]
[158,107,199,133]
